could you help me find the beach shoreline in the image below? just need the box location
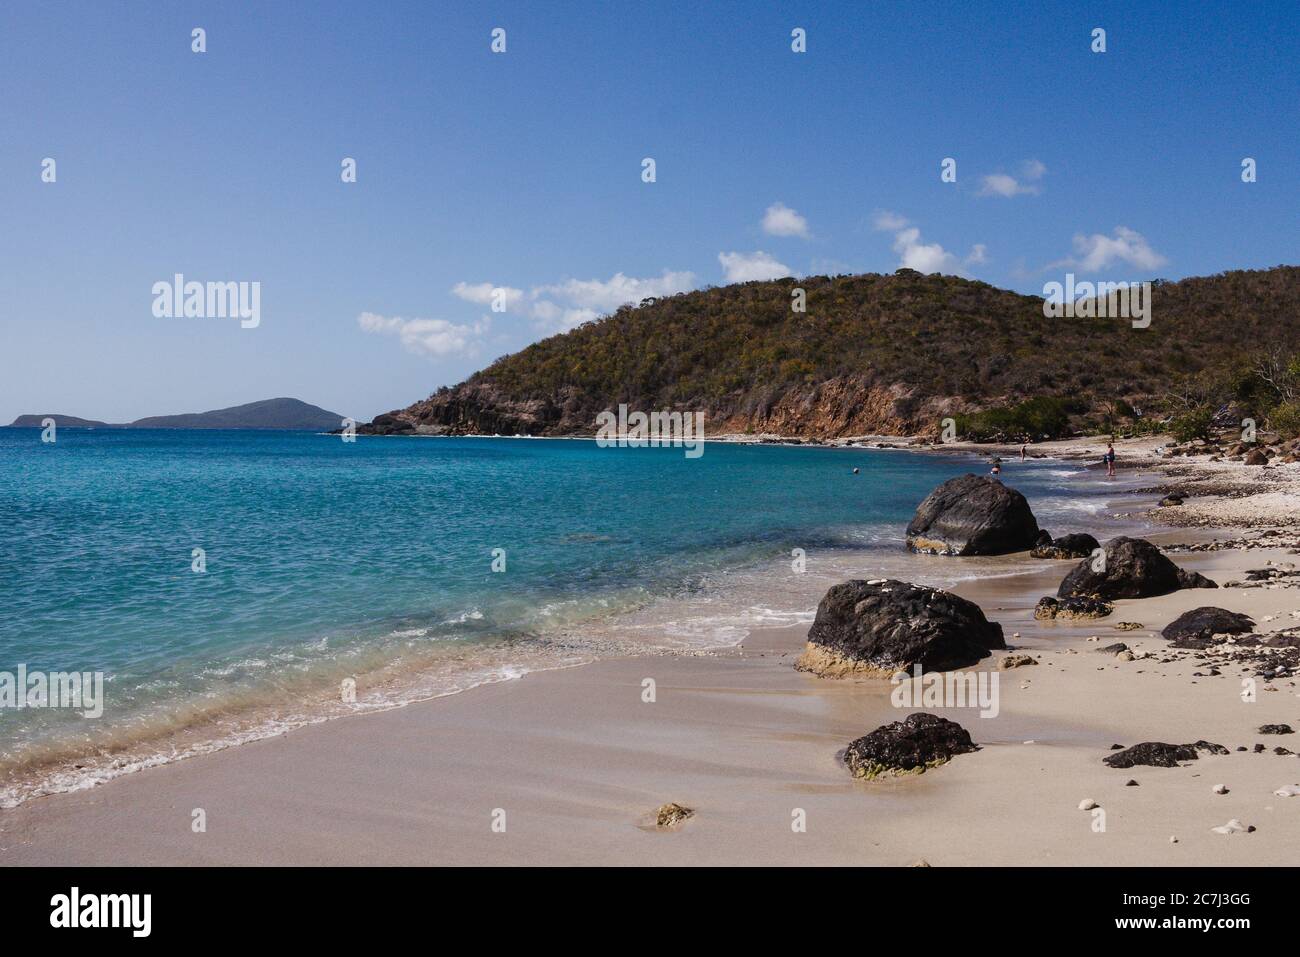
[4,434,1299,866]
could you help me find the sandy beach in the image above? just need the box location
[4,437,1299,866]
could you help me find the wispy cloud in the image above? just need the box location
[357,312,489,358]
[761,202,811,239]
[978,159,1046,198]
[529,269,696,332]
[451,282,525,311]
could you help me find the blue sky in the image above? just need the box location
[2,0,1297,423]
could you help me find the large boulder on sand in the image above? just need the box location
[1161,607,1255,644]
[794,579,1005,677]
[905,474,1039,556]
[1030,532,1100,560]
[844,713,978,779]
[1057,536,1218,601]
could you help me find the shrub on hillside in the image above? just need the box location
[955,397,1073,442]
[1169,406,1214,442]
[1268,400,1300,439]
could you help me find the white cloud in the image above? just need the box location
[873,213,983,275]
[718,250,794,282]
[451,282,525,311]
[1054,226,1168,273]
[872,210,910,231]
[357,312,488,358]
[761,202,810,238]
[530,300,598,332]
[978,159,1046,198]
[531,270,696,314]
[892,228,958,273]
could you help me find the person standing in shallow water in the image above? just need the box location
[1105,443,1116,478]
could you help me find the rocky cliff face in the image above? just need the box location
[361,376,971,438]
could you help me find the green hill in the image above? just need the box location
[362,266,1300,441]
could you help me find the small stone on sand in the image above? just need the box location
[1078,798,1098,810]
[1210,818,1251,835]
[654,803,695,828]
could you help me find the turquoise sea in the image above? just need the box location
[0,428,1125,804]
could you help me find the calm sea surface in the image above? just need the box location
[0,428,1128,804]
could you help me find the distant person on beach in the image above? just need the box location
[1105,443,1116,477]
[1020,444,1027,461]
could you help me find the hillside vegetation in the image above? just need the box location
[365,266,1300,441]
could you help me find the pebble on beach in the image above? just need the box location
[1078,798,1098,810]
[1212,784,1228,794]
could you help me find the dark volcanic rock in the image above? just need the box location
[1103,740,1229,769]
[1158,494,1185,507]
[1177,568,1219,590]
[1034,595,1114,620]
[905,474,1039,556]
[1057,536,1218,600]
[843,713,978,779]
[1259,724,1294,735]
[1030,532,1100,560]
[1161,607,1256,643]
[794,579,1005,677]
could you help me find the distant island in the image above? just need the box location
[354,265,1300,444]
[9,398,347,431]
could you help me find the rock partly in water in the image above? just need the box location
[1034,595,1114,620]
[654,803,695,827]
[843,713,978,780]
[1103,740,1229,769]
[1160,607,1256,644]
[1158,494,1185,507]
[795,579,1005,677]
[1030,532,1100,560]
[1057,537,1217,601]
[905,474,1039,556]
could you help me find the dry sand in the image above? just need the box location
[3,440,1300,866]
